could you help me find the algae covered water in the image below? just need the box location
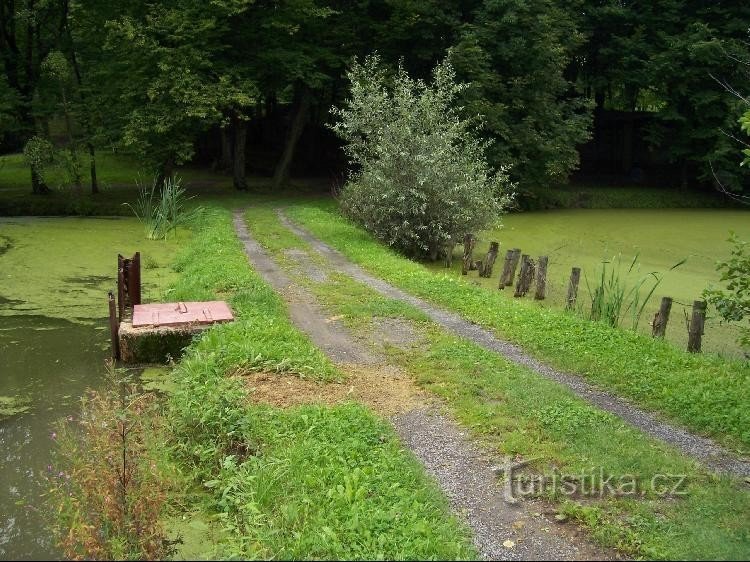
[0,217,183,559]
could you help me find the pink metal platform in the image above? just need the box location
[131,301,234,328]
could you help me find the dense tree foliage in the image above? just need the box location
[1,0,749,195]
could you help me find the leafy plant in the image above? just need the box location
[125,175,202,240]
[585,254,685,330]
[47,365,174,560]
[331,55,513,260]
[704,233,750,351]
[22,136,55,184]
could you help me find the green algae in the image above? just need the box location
[140,366,178,394]
[430,208,750,356]
[0,217,188,322]
[0,395,31,419]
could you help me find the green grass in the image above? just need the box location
[161,206,475,559]
[245,202,750,560]
[282,200,750,452]
[0,151,233,216]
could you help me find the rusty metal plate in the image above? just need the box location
[132,301,234,328]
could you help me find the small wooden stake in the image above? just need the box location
[566,267,581,310]
[687,300,706,353]
[462,234,476,275]
[108,290,120,360]
[534,256,548,300]
[506,248,522,286]
[651,296,673,338]
[479,241,499,278]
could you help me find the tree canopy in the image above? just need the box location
[1,0,749,195]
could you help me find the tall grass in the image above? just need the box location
[125,175,201,240]
[585,254,686,330]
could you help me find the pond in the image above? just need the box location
[435,208,750,356]
[0,217,183,559]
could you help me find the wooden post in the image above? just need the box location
[534,256,548,300]
[566,267,581,310]
[117,254,125,321]
[651,297,672,338]
[108,290,120,360]
[444,241,456,268]
[479,241,499,278]
[506,248,521,286]
[498,249,514,289]
[462,234,476,275]
[117,252,141,321]
[129,251,141,306]
[515,255,535,297]
[687,300,706,353]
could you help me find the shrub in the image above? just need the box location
[704,233,750,352]
[331,55,512,260]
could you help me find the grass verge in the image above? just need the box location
[283,199,750,452]
[162,207,475,559]
[245,202,750,560]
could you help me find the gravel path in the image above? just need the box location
[276,209,750,478]
[233,210,614,560]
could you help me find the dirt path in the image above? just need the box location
[275,209,750,479]
[233,210,615,561]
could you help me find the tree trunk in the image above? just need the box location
[232,115,248,191]
[30,166,49,194]
[219,127,232,171]
[273,84,311,189]
[88,142,98,194]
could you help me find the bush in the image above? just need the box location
[331,56,512,260]
[704,233,750,352]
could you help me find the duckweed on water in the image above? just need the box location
[0,217,187,320]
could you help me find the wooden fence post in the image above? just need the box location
[462,234,476,275]
[687,300,706,353]
[514,255,535,297]
[566,267,581,310]
[506,248,522,286]
[651,296,672,338]
[534,256,548,300]
[444,241,456,268]
[479,242,499,278]
[498,249,514,289]
[108,290,120,360]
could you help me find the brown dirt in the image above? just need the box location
[240,365,429,417]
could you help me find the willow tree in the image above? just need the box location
[332,56,512,260]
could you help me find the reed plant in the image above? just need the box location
[585,254,686,330]
[126,175,201,240]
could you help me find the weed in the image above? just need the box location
[125,175,202,240]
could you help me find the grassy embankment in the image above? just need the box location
[156,207,475,559]
[284,200,750,452]
[246,201,750,560]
